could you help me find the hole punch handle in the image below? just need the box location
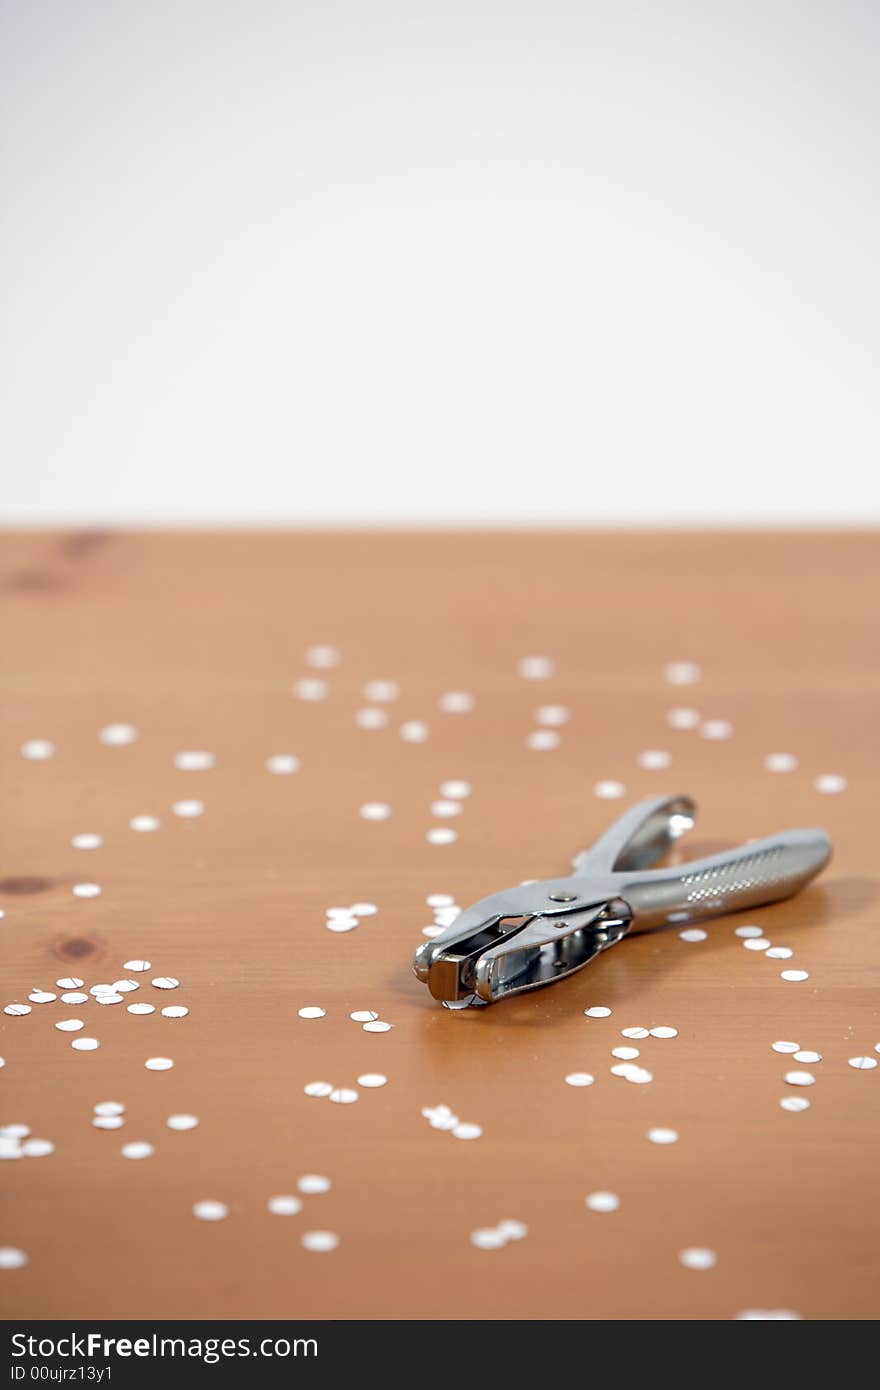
[618,829,832,931]
[572,794,697,877]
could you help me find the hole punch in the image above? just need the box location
[413,794,831,1005]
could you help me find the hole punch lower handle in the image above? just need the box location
[619,829,832,931]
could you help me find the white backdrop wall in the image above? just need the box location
[2,1,878,525]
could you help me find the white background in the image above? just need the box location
[2,0,878,525]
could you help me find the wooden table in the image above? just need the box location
[1,530,878,1321]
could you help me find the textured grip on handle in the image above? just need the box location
[620,829,831,931]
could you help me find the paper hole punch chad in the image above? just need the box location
[413,794,831,1005]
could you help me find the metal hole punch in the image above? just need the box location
[413,794,831,1004]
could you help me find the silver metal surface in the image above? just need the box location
[412,794,832,1004]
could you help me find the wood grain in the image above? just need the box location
[1,530,878,1321]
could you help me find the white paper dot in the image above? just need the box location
[0,1247,28,1269]
[60,993,88,1006]
[305,645,340,670]
[127,1003,155,1015]
[779,1096,811,1112]
[302,1231,338,1252]
[56,976,84,989]
[427,893,454,908]
[650,1026,678,1039]
[679,928,707,942]
[364,679,399,703]
[647,1127,679,1144]
[612,1063,654,1083]
[172,800,203,818]
[784,1071,815,1087]
[584,1006,612,1018]
[298,1006,326,1020]
[517,656,554,680]
[527,729,560,751]
[737,1308,802,1320]
[96,993,123,1005]
[4,1004,31,1017]
[765,946,794,959]
[700,719,732,740]
[145,1057,174,1071]
[28,990,56,1004]
[440,781,471,800]
[123,960,151,973]
[363,1020,392,1033]
[152,977,179,990]
[93,1115,124,1130]
[298,1174,331,1194]
[350,902,377,917]
[121,1141,153,1159]
[161,1005,189,1019]
[174,750,214,771]
[304,1081,333,1098]
[679,1246,716,1270]
[452,1123,482,1140]
[55,1019,84,1032]
[431,799,462,818]
[22,738,57,761]
[781,969,809,982]
[621,1026,649,1039]
[594,780,625,799]
[99,723,137,746]
[638,749,672,770]
[743,938,771,952]
[360,802,391,821]
[72,883,101,899]
[357,1073,388,1088]
[167,1114,199,1131]
[498,1219,528,1241]
[325,913,358,932]
[535,705,569,727]
[667,707,700,729]
[585,1191,619,1213]
[793,1050,822,1064]
[765,752,798,773]
[266,753,300,775]
[427,827,457,844]
[438,691,474,713]
[293,677,327,701]
[471,1227,507,1250]
[130,815,160,832]
[612,1046,640,1060]
[664,661,701,685]
[350,1010,379,1023]
[193,1200,227,1221]
[71,833,102,850]
[400,720,429,742]
[565,1072,595,1087]
[268,1194,302,1215]
[771,1041,800,1054]
[735,925,764,938]
[848,1055,878,1070]
[328,1088,358,1104]
[94,1101,125,1116]
[815,772,847,794]
[355,707,388,729]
